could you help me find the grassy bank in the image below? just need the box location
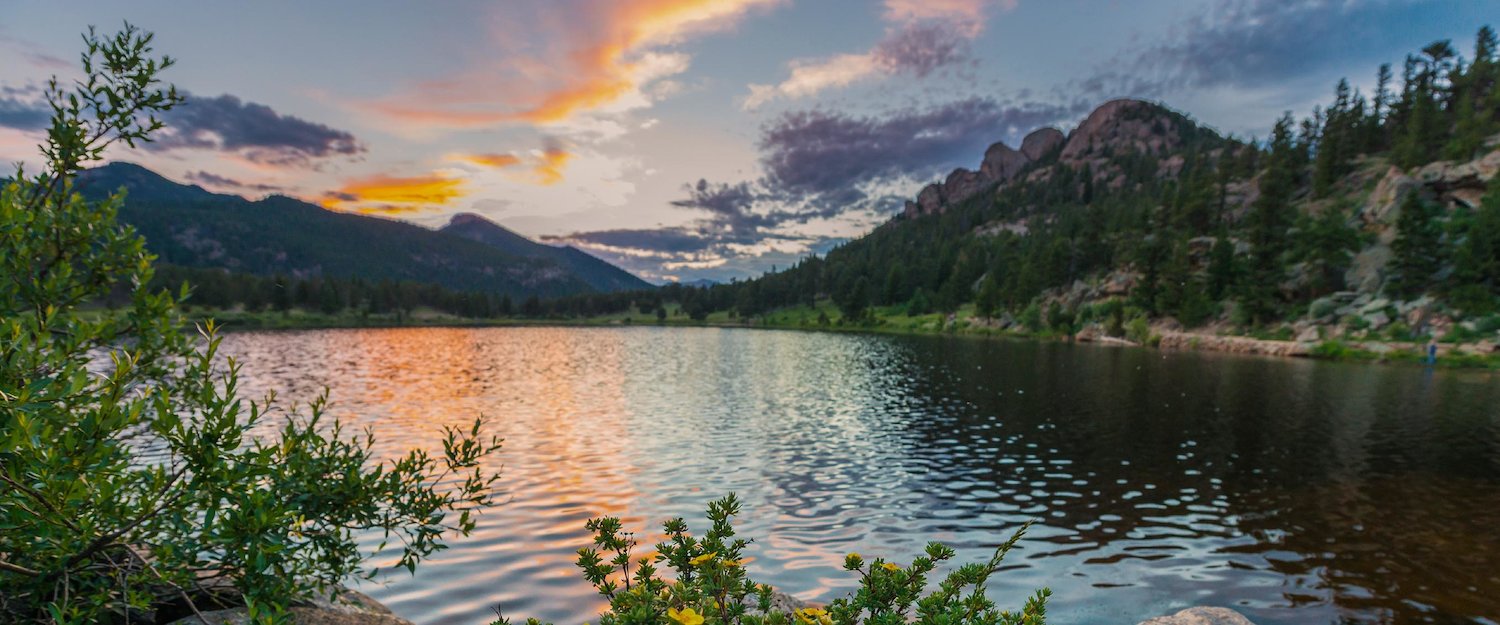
[181,301,1500,370]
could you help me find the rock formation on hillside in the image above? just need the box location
[902,99,1194,219]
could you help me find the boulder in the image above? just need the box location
[1345,243,1391,294]
[917,183,945,215]
[1061,99,1183,163]
[1137,606,1256,625]
[980,141,1030,183]
[167,589,412,625]
[1019,127,1064,162]
[942,167,987,204]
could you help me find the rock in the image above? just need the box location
[1137,606,1257,625]
[1019,127,1064,162]
[1363,166,1419,230]
[1295,325,1321,343]
[1345,243,1391,294]
[167,589,412,625]
[1362,311,1391,330]
[1157,333,1311,357]
[1061,99,1184,163]
[980,141,1030,183]
[1358,297,1391,315]
[917,183,945,215]
[942,167,987,205]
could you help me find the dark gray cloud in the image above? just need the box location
[1080,0,1478,100]
[669,179,775,232]
[555,96,1077,276]
[549,228,720,255]
[182,170,285,193]
[873,22,971,78]
[759,97,1074,209]
[149,93,365,165]
[0,85,48,131]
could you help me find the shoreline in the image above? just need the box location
[192,310,1500,370]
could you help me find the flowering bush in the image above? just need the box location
[495,494,1049,625]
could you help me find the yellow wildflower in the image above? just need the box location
[724,558,746,568]
[795,608,832,625]
[690,552,718,566]
[668,607,705,625]
[881,562,901,572]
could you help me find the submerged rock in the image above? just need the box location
[1137,606,1256,625]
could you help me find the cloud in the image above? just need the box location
[320,173,466,214]
[758,97,1072,210]
[362,0,783,130]
[0,85,48,132]
[453,153,524,168]
[743,0,1010,108]
[0,33,70,70]
[1077,0,1459,102]
[532,142,573,185]
[872,22,971,78]
[148,93,364,166]
[182,170,286,194]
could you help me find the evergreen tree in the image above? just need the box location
[1450,177,1500,312]
[1294,203,1361,297]
[1207,234,1238,300]
[1239,115,1298,325]
[1389,193,1445,299]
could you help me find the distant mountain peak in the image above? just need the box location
[903,98,1218,220]
[439,210,653,293]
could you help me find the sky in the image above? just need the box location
[0,0,1493,283]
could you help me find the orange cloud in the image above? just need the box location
[364,0,782,128]
[454,152,524,168]
[532,147,572,186]
[321,173,466,213]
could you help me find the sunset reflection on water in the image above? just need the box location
[222,326,1500,625]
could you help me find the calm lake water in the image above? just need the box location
[221,326,1500,625]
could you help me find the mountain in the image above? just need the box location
[439,213,652,292]
[657,28,1500,342]
[75,162,642,299]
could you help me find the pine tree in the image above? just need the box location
[975,276,1001,319]
[1450,177,1500,312]
[1389,193,1445,299]
[1239,115,1297,325]
[1207,234,1238,300]
[1294,203,1360,297]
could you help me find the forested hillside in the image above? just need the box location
[76,163,649,304]
[554,27,1500,344]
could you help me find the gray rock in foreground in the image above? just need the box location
[1137,606,1256,625]
[166,589,413,625]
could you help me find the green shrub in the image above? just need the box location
[1020,303,1044,333]
[0,26,502,625]
[1125,315,1152,345]
[494,495,1049,625]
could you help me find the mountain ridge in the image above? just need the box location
[75,162,650,298]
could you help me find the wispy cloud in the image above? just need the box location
[321,173,466,214]
[361,0,783,130]
[452,153,524,169]
[531,142,573,185]
[182,170,286,194]
[744,0,1013,109]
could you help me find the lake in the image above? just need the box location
[220,326,1500,625]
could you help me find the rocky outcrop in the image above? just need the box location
[980,141,1030,182]
[167,590,412,625]
[1060,99,1184,163]
[901,99,1191,219]
[1157,332,1314,357]
[1137,607,1256,625]
[1020,127,1065,162]
[942,167,987,205]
